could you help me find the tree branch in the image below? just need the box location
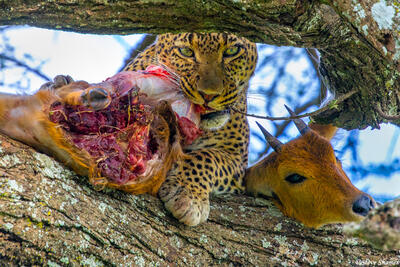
[345,199,400,251]
[0,1,399,130]
[0,54,51,82]
[233,89,357,121]
[0,1,399,263]
[0,133,398,265]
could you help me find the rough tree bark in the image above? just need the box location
[1,0,400,129]
[0,0,399,265]
[345,198,400,252]
[0,134,399,266]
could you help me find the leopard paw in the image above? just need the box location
[159,181,210,226]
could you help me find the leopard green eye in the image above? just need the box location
[178,47,194,57]
[223,45,240,57]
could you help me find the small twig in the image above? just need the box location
[233,89,358,121]
[0,54,51,81]
[375,103,400,120]
[256,95,320,159]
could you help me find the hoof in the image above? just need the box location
[81,87,111,110]
[53,75,74,88]
[39,75,74,91]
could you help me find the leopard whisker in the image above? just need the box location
[145,57,181,87]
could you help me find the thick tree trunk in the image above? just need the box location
[1,1,400,129]
[0,133,399,266]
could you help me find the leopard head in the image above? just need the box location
[157,33,256,122]
[128,33,257,130]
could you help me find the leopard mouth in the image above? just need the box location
[200,109,230,120]
[200,109,231,130]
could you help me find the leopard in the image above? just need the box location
[124,33,258,226]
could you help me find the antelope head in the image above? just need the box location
[245,106,375,228]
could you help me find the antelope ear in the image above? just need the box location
[309,123,338,141]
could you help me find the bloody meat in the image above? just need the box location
[49,76,202,185]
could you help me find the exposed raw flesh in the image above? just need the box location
[48,66,202,186]
[49,94,154,184]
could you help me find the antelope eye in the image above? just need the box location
[178,47,194,57]
[223,45,240,57]
[285,174,306,184]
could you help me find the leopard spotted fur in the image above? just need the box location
[124,33,257,226]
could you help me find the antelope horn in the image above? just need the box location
[284,105,310,135]
[256,121,282,152]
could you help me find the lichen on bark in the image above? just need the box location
[0,134,399,265]
[345,198,400,251]
[0,0,400,264]
[1,1,399,129]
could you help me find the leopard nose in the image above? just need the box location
[197,76,224,96]
[352,194,374,216]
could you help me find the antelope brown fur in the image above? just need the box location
[245,108,375,228]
